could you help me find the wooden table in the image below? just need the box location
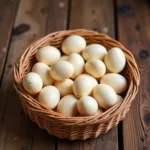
[0,0,149,149]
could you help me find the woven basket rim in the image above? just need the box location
[13,29,140,126]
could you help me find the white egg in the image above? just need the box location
[59,55,68,61]
[54,79,74,97]
[94,107,103,116]
[104,47,126,73]
[73,74,98,98]
[50,61,74,81]
[100,73,127,94]
[23,72,43,95]
[38,86,60,109]
[57,94,78,116]
[32,62,54,86]
[116,95,124,103]
[68,53,85,79]
[82,44,107,61]
[62,35,86,55]
[77,96,98,116]
[93,84,117,109]
[36,46,61,66]
[85,59,106,78]
[90,75,98,88]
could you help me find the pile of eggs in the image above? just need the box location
[22,35,127,117]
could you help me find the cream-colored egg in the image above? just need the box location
[50,61,74,81]
[116,95,123,103]
[94,107,103,116]
[32,62,54,86]
[104,47,126,73]
[60,55,68,61]
[73,74,98,98]
[38,86,60,109]
[100,73,127,94]
[82,44,107,61]
[77,96,98,116]
[23,72,43,95]
[36,46,61,66]
[81,74,98,87]
[68,53,85,79]
[54,79,74,97]
[62,35,86,55]
[93,84,117,109]
[85,59,106,78]
[57,94,78,116]
[90,75,99,88]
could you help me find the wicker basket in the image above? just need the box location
[13,29,140,140]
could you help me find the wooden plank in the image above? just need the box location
[0,0,56,150]
[0,0,18,82]
[57,129,118,150]
[32,0,68,150]
[57,0,118,149]
[69,0,115,37]
[32,129,56,150]
[46,0,68,33]
[117,0,150,150]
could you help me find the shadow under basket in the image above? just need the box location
[13,29,140,140]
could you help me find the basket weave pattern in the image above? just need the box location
[14,29,140,140]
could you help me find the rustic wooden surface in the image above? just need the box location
[0,0,148,150]
[117,0,150,150]
[0,0,18,83]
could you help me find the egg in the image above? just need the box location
[62,35,86,55]
[57,94,78,116]
[23,72,43,95]
[116,95,124,103]
[90,75,98,88]
[32,62,54,86]
[77,96,98,116]
[36,46,61,66]
[94,107,103,116]
[73,74,98,98]
[82,44,107,61]
[93,84,117,109]
[38,86,60,109]
[50,61,74,81]
[85,59,106,78]
[54,79,74,97]
[100,73,127,94]
[60,55,68,61]
[104,47,126,73]
[68,53,85,79]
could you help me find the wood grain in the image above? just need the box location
[46,0,68,33]
[117,0,150,149]
[57,0,118,149]
[70,0,115,37]
[0,0,54,149]
[32,128,56,150]
[57,129,118,150]
[0,0,18,83]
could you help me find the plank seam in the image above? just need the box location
[55,137,58,150]
[113,0,119,40]
[114,0,123,150]
[67,0,72,29]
